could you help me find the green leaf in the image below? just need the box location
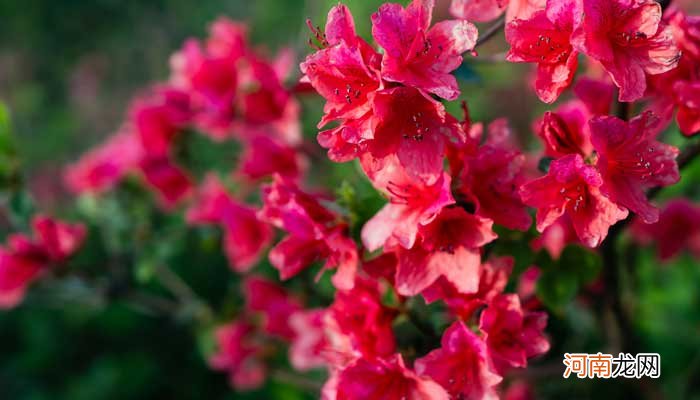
[7,189,35,229]
[560,245,602,284]
[134,258,156,284]
[534,246,602,311]
[536,267,579,311]
[538,156,554,173]
[0,102,19,188]
[0,102,13,149]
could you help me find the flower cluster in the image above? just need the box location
[298,1,551,397]
[632,199,700,261]
[65,18,305,275]
[648,8,700,135]
[66,17,304,208]
[0,216,85,308]
[521,77,680,251]
[504,0,680,103]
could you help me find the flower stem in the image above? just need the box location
[474,16,506,50]
[153,264,213,323]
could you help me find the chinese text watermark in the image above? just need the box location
[563,353,660,379]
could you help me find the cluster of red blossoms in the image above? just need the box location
[0,216,85,308]
[1,0,699,398]
[65,17,303,207]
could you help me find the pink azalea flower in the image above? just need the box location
[300,4,382,128]
[631,199,700,261]
[205,17,248,60]
[0,216,85,308]
[64,129,143,194]
[646,9,700,134]
[415,321,502,400]
[422,256,513,320]
[536,104,593,158]
[517,265,541,300]
[67,85,198,205]
[239,58,289,126]
[259,175,358,290]
[363,252,400,284]
[520,154,629,247]
[517,265,544,310]
[573,77,615,116]
[267,234,332,279]
[571,0,681,102]
[170,20,246,138]
[186,176,232,224]
[334,354,449,400]
[505,0,581,103]
[533,78,612,157]
[361,155,454,252]
[237,135,304,181]
[530,216,580,259]
[450,0,545,23]
[321,371,341,400]
[0,243,47,308]
[243,276,302,340]
[32,216,87,262]
[372,0,478,100]
[508,0,547,21]
[674,80,700,135]
[236,55,302,145]
[138,155,193,208]
[394,206,497,296]
[368,87,464,184]
[668,8,700,61]
[187,175,273,272]
[258,176,337,238]
[647,9,700,133]
[450,0,508,22]
[453,119,532,231]
[316,116,372,162]
[130,87,192,156]
[504,381,535,400]
[479,294,550,371]
[328,278,397,362]
[322,228,360,290]
[209,321,266,391]
[289,309,328,371]
[590,112,680,223]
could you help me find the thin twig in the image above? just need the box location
[154,264,198,304]
[123,290,181,315]
[270,370,323,392]
[470,51,508,63]
[153,264,213,323]
[675,138,700,170]
[601,229,634,352]
[474,16,506,50]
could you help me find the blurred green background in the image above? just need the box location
[1,1,700,399]
[0,0,547,210]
